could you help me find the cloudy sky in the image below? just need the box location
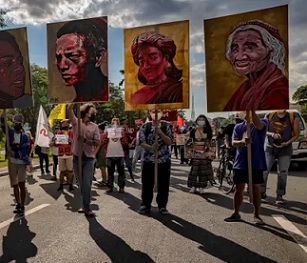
[1,0,306,119]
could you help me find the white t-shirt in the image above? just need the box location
[106,139,124,158]
[10,132,25,164]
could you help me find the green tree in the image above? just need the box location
[96,82,125,123]
[0,10,6,28]
[292,85,307,121]
[16,64,52,135]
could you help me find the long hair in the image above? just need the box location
[190,114,213,140]
[225,23,285,73]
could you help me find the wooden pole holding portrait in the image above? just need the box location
[77,104,83,190]
[3,110,12,176]
[246,111,254,203]
[153,108,159,193]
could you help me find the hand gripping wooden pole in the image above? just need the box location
[246,110,253,204]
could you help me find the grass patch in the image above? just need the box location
[0,154,53,169]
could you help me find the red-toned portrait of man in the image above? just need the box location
[48,17,108,103]
[0,29,32,109]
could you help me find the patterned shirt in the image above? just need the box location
[139,121,173,163]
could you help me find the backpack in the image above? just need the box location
[267,111,295,135]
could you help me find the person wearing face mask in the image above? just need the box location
[50,119,74,191]
[0,113,30,215]
[101,117,128,193]
[187,114,214,195]
[68,103,100,218]
[137,109,173,215]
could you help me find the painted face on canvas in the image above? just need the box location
[138,46,167,84]
[0,40,25,98]
[229,30,270,76]
[55,33,88,86]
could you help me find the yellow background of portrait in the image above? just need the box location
[204,5,288,113]
[47,16,108,104]
[124,20,189,111]
[1,27,32,98]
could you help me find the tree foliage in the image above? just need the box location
[15,64,52,135]
[292,84,307,121]
[0,9,6,28]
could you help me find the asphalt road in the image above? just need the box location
[0,159,306,263]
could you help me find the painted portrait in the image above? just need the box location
[204,5,289,112]
[124,20,189,111]
[47,17,108,104]
[0,28,32,109]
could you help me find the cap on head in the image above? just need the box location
[13,114,24,124]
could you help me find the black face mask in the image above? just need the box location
[14,124,22,132]
[62,126,69,130]
[89,114,96,122]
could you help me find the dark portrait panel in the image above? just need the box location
[0,28,32,109]
[124,20,189,111]
[47,17,108,104]
[204,5,289,112]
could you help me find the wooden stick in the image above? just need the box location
[77,104,83,191]
[154,109,158,193]
[3,110,11,175]
[246,110,253,203]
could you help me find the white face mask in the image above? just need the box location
[197,120,205,126]
[150,112,163,121]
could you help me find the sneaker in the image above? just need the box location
[199,188,205,195]
[254,216,265,226]
[275,195,285,204]
[159,208,169,215]
[137,205,150,215]
[224,213,242,222]
[13,203,21,214]
[261,192,267,200]
[50,176,57,181]
[189,187,196,193]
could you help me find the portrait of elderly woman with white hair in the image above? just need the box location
[130,32,183,104]
[224,19,289,111]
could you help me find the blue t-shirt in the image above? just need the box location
[232,119,268,170]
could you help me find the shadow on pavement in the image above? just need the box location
[201,192,307,226]
[86,217,155,263]
[112,192,278,263]
[62,188,99,213]
[39,182,61,200]
[26,176,38,185]
[0,218,37,262]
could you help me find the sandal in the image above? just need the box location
[254,216,265,226]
